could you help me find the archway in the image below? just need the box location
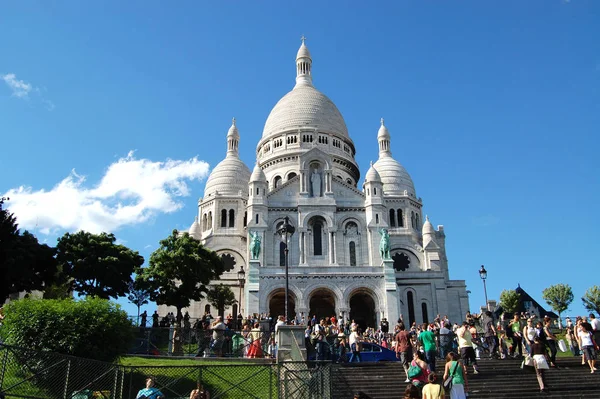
[308,288,336,321]
[349,291,376,331]
[268,289,296,321]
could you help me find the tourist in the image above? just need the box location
[403,384,420,399]
[348,326,363,363]
[577,322,598,373]
[210,316,226,357]
[590,314,600,347]
[313,318,328,361]
[530,335,550,393]
[565,326,579,356]
[508,313,523,358]
[523,318,536,355]
[456,321,479,374]
[482,311,497,358]
[409,351,429,390]
[247,322,263,358]
[395,323,413,382]
[442,352,467,399]
[418,323,437,372]
[421,372,444,399]
[438,322,454,361]
[136,377,164,399]
[190,382,210,399]
[543,317,558,367]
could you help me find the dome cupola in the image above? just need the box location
[422,215,435,235]
[372,119,416,197]
[250,162,267,182]
[203,119,251,198]
[365,161,381,183]
[188,216,201,238]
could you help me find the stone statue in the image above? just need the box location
[249,231,261,260]
[310,169,321,197]
[379,228,391,260]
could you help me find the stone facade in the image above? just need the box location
[159,39,469,328]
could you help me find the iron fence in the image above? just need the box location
[0,344,332,399]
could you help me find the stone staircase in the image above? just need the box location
[331,357,600,398]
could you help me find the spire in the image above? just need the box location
[377,118,392,157]
[226,117,240,157]
[295,35,313,87]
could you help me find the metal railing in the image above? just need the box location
[0,343,332,399]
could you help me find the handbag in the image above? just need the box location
[558,339,567,353]
[521,355,534,368]
[443,361,458,391]
[407,364,423,379]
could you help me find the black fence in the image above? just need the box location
[0,344,332,399]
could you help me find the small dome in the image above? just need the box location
[365,161,381,183]
[250,163,267,182]
[297,42,311,60]
[422,215,435,235]
[262,85,348,139]
[373,155,416,196]
[227,118,239,139]
[188,216,202,238]
[377,118,390,139]
[204,157,251,198]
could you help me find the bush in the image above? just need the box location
[1,297,134,361]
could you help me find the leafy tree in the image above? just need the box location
[499,289,520,315]
[207,284,237,318]
[0,198,58,302]
[542,283,573,327]
[582,286,600,315]
[55,231,144,299]
[127,280,151,326]
[1,297,133,362]
[138,230,225,326]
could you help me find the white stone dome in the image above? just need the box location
[204,156,251,198]
[422,216,435,235]
[373,155,416,197]
[250,163,267,182]
[365,162,381,183]
[189,216,201,238]
[262,85,349,140]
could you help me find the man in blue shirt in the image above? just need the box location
[136,377,164,399]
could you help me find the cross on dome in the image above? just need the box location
[301,35,307,44]
[381,118,385,126]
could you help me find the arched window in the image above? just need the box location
[313,222,323,256]
[202,214,207,231]
[274,176,282,189]
[229,209,235,227]
[407,292,415,327]
[279,241,286,266]
[389,209,396,227]
[397,209,404,227]
[243,212,247,227]
[346,178,353,185]
[375,214,379,224]
[349,241,356,266]
[373,187,377,195]
[421,303,429,324]
[256,187,259,195]
[287,172,297,180]
[221,209,227,227]
[208,212,212,229]
[411,211,415,228]
[204,304,211,314]
[255,214,259,224]
[415,214,420,230]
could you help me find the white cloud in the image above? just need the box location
[3,152,210,235]
[1,73,33,98]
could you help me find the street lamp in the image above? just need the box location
[277,216,295,324]
[237,265,245,317]
[479,265,489,310]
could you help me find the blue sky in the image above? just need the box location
[1,1,598,320]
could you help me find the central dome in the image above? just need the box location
[262,85,349,139]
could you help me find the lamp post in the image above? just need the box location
[479,265,489,310]
[277,216,295,324]
[237,265,245,317]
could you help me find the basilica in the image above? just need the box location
[164,39,470,327]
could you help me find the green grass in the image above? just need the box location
[118,356,251,366]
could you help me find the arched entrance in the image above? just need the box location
[349,291,376,331]
[308,288,336,321]
[268,289,296,321]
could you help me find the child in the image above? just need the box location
[498,329,508,360]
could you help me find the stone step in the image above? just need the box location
[330,357,600,399]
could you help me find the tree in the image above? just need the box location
[0,198,58,302]
[138,230,225,326]
[127,280,151,326]
[542,284,573,328]
[582,286,600,315]
[207,284,237,318]
[499,289,520,315]
[55,231,144,299]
